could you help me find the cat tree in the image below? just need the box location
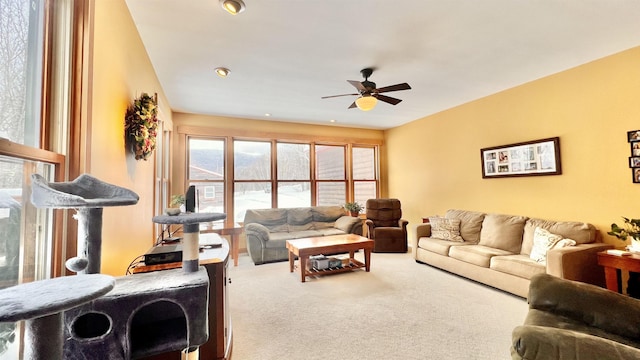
[24,173,224,359]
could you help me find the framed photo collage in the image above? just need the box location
[481,137,562,179]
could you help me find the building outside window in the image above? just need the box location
[315,145,346,206]
[352,146,378,212]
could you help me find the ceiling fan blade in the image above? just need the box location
[347,80,366,92]
[321,93,359,99]
[348,101,357,109]
[376,83,411,93]
[376,94,402,105]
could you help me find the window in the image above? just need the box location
[203,186,215,199]
[277,142,310,208]
[187,138,225,215]
[0,0,71,356]
[154,118,171,238]
[181,130,380,223]
[0,0,44,147]
[315,145,346,206]
[234,140,271,221]
[352,146,377,211]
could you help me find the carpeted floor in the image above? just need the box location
[228,251,528,360]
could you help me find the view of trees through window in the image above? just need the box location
[277,143,310,208]
[188,138,225,215]
[186,137,378,223]
[0,0,43,146]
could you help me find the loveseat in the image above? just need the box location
[414,209,612,298]
[244,206,363,265]
[511,273,640,359]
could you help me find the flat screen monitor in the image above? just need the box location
[185,185,198,213]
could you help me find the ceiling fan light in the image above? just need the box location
[355,95,377,111]
[220,0,245,15]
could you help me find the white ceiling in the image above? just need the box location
[125,0,640,130]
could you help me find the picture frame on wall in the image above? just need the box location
[630,156,640,168]
[631,141,640,156]
[633,168,640,184]
[628,130,640,142]
[481,137,561,178]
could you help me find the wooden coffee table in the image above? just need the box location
[286,234,374,282]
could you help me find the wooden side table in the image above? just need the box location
[597,250,640,294]
[202,222,243,266]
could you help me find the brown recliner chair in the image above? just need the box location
[365,198,408,253]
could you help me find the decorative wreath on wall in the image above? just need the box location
[124,92,158,161]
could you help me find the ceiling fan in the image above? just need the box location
[321,68,411,111]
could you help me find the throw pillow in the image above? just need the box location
[429,217,464,242]
[529,227,563,264]
[552,238,577,249]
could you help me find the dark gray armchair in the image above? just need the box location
[511,273,640,360]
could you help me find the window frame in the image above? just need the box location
[177,126,381,223]
[185,136,227,218]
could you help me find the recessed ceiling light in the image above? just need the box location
[214,67,230,77]
[220,0,245,15]
[329,119,336,123]
[265,113,271,117]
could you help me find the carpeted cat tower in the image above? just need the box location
[25,174,224,359]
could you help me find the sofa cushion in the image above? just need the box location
[315,228,346,236]
[445,209,485,243]
[428,217,464,242]
[270,230,322,245]
[311,206,345,229]
[417,237,468,256]
[287,208,314,232]
[530,227,563,264]
[490,254,546,280]
[334,216,360,233]
[479,213,527,253]
[521,218,598,255]
[244,208,289,232]
[449,245,513,268]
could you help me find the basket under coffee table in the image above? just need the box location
[286,234,374,282]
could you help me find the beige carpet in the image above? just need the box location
[228,251,528,360]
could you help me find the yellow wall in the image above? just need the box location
[386,46,640,248]
[87,0,172,275]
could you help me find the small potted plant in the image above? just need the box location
[344,202,363,217]
[166,194,185,215]
[608,217,640,252]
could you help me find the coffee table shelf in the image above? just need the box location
[305,259,365,277]
[286,234,374,282]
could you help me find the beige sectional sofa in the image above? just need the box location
[414,209,613,298]
[244,206,363,265]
